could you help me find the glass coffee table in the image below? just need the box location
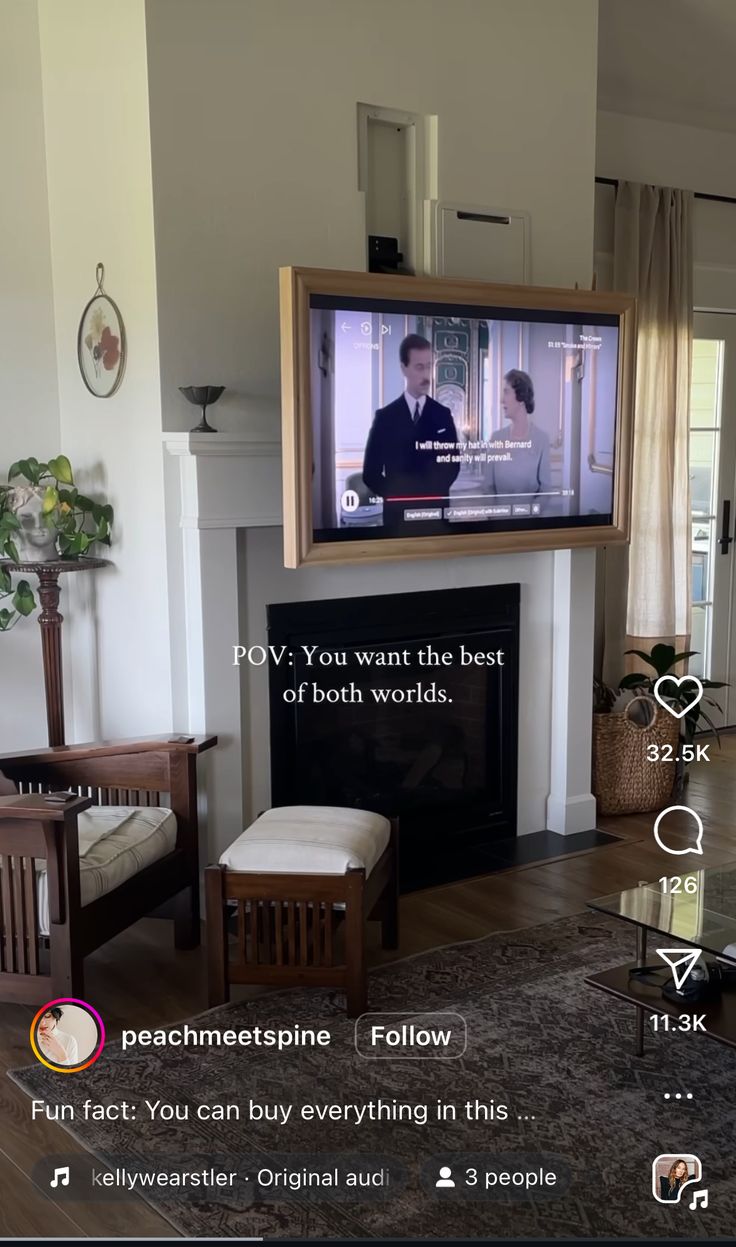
[587,865,736,1056]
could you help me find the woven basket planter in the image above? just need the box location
[592,695,681,816]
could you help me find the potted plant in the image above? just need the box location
[593,643,727,805]
[0,456,113,631]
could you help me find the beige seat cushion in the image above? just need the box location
[37,805,177,936]
[219,805,390,877]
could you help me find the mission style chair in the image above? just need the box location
[0,734,216,1004]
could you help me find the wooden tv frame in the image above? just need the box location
[279,266,636,569]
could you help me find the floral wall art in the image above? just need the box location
[77,263,126,397]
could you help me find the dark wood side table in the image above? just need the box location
[1,557,109,747]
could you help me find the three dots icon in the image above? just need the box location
[663,1092,693,1101]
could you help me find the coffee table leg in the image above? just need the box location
[635,923,647,1056]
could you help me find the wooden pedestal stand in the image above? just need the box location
[1,557,109,747]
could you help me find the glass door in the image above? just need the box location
[690,313,736,724]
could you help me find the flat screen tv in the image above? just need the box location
[279,267,636,568]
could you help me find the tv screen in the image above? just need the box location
[280,269,635,567]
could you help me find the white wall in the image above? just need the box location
[597,109,736,199]
[0,0,60,750]
[150,0,601,842]
[596,109,736,310]
[37,0,173,741]
[146,0,599,433]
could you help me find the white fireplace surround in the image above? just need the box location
[164,431,597,861]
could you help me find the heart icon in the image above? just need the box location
[653,674,704,720]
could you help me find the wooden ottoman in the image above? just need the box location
[205,806,398,1017]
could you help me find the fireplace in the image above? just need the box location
[267,584,519,890]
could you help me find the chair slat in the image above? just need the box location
[11,860,26,975]
[274,902,283,965]
[0,857,5,972]
[262,903,272,962]
[299,901,308,966]
[238,901,247,964]
[249,903,259,966]
[324,903,333,966]
[1,857,15,972]
[23,859,39,975]
[287,902,296,965]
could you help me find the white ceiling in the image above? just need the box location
[598,0,736,133]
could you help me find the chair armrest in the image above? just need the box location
[0,793,92,821]
[0,734,217,769]
[0,795,89,926]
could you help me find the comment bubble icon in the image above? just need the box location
[653,806,704,857]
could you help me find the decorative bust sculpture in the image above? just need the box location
[8,485,58,562]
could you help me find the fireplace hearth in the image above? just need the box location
[267,584,519,890]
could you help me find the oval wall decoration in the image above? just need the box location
[77,263,127,398]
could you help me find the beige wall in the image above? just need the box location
[146,0,599,434]
[37,0,173,740]
[596,109,736,309]
[597,109,736,199]
[0,0,59,749]
[147,0,601,836]
[1,0,603,828]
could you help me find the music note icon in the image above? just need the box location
[689,1188,708,1210]
[49,1165,70,1189]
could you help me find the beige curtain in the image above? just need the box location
[601,182,693,686]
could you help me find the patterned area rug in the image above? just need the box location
[11,913,736,1239]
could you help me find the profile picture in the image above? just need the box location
[30,998,105,1073]
[652,1154,702,1203]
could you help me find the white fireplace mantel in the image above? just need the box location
[164,428,283,858]
[164,430,282,529]
[164,430,596,858]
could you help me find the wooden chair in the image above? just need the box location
[205,813,399,1017]
[0,734,216,1004]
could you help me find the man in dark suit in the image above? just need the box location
[362,333,460,530]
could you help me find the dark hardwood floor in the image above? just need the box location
[2,739,735,1237]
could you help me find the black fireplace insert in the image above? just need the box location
[267,583,519,890]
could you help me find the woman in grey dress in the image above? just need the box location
[485,369,551,510]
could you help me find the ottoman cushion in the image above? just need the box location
[219,805,390,877]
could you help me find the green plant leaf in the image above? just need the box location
[7,462,21,482]
[623,649,659,666]
[649,643,678,675]
[47,455,74,485]
[60,531,85,557]
[42,485,59,514]
[0,566,10,593]
[5,539,19,563]
[0,608,15,630]
[695,705,721,742]
[12,580,36,616]
[101,504,114,524]
[55,513,75,534]
[76,494,96,513]
[619,672,649,689]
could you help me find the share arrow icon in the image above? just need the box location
[657,947,702,989]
